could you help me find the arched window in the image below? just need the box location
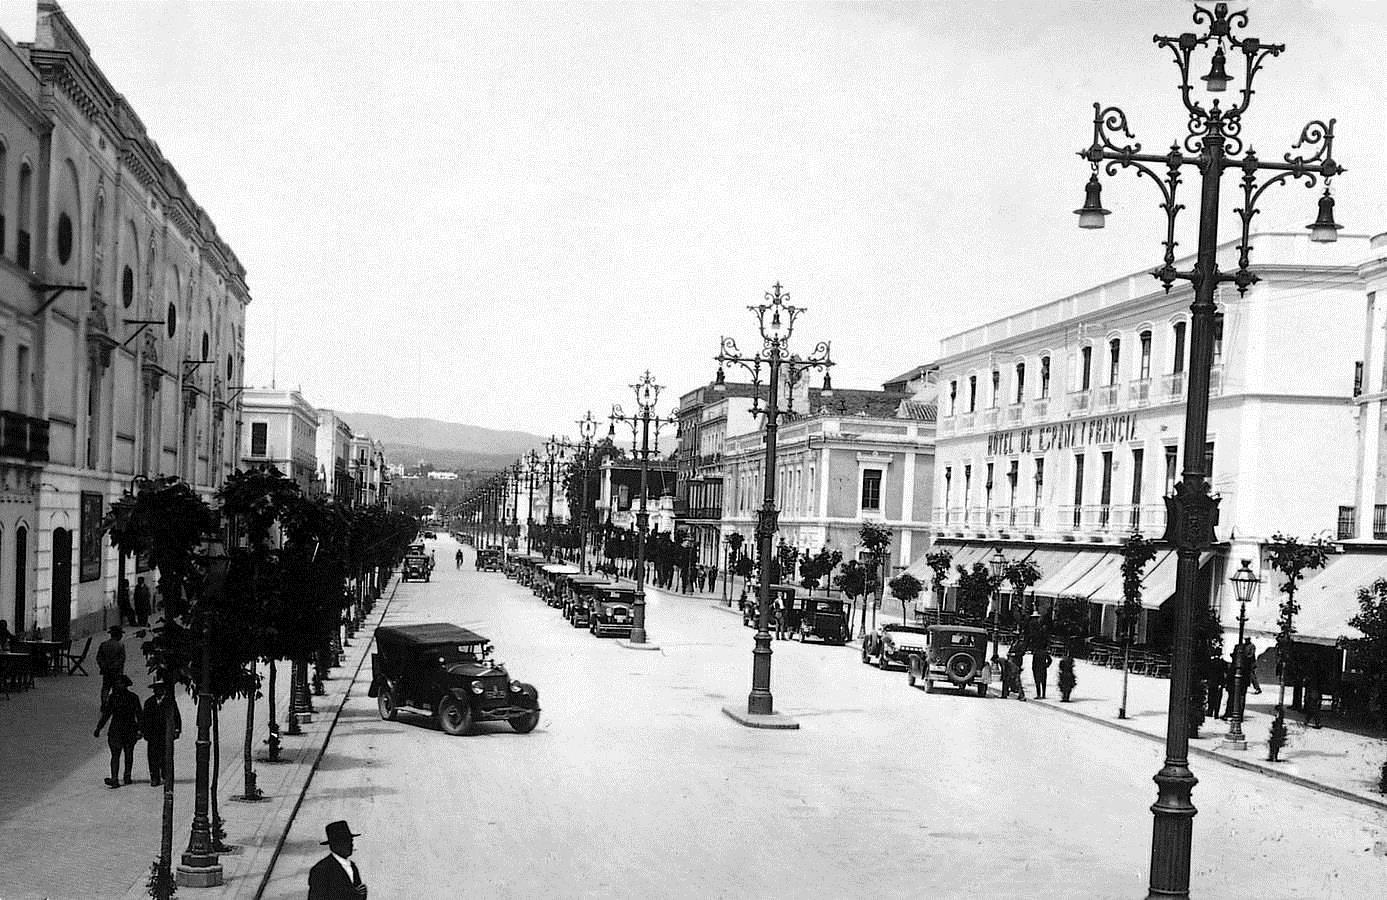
[121,266,135,308]
[201,331,209,359]
[0,142,8,256]
[16,163,32,269]
[167,302,178,338]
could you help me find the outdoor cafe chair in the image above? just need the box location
[65,636,92,676]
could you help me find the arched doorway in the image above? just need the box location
[13,526,26,633]
[51,528,72,640]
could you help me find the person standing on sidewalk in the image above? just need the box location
[133,577,151,626]
[94,675,141,787]
[96,626,126,705]
[1031,646,1051,699]
[309,820,368,899]
[1205,654,1228,719]
[116,577,134,626]
[141,681,181,786]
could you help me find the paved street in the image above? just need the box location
[262,535,1386,899]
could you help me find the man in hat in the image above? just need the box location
[142,680,181,786]
[308,820,367,899]
[133,576,151,626]
[97,626,126,705]
[94,674,141,787]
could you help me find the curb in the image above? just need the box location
[1022,694,1387,813]
[247,577,400,898]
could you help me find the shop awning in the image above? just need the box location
[1125,549,1218,610]
[1032,549,1108,597]
[1069,553,1126,604]
[1285,552,1381,645]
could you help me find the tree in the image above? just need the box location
[1345,578,1387,731]
[1118,533,1158,720]
[888,572,923,624]
[1265,532,1332,745]
[834,560,869,636]
[955,562,1000,622]
[925,549,953,609]
[1001,559,1042,631]
[800,547,842,593]
[859,523,893,634]
[1189,595,1224,737]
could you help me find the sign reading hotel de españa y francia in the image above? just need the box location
[985,413,1140,456]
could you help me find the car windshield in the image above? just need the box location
[884,626,930,637]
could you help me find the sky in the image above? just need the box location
[3,1,1382,437]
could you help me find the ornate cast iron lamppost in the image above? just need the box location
[541,436,570,561]
[713,282,833,728]
[524,449,540,554]
[988,546,1007,661]
[1076,5,1342,896]
[1222,558,1261,748]
[610,372,675,649]
[575,411,598,573]
[509,460,522,550]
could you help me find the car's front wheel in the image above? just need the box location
[861,645,871,664]
[437,696,473,736]
[877,650,890,671]
[376,684,398,721]
[510,710,540,734]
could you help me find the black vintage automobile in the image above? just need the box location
[560,574,610,622]
[907,624,992,697]
[861,623,932,670]
[401,552,430,582]
[588,585,637,637]
[475,548,503,571]
[742,584,797,628]
[368,623,541,735]
[796,596,849,644]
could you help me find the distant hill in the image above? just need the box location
[340,413,543,469]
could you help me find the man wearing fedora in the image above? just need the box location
[96,626,126,705]
[308,820,367,899]
[141,679,181,786]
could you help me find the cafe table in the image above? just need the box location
[11,640,64,676]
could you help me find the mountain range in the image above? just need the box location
[341,412,545,471]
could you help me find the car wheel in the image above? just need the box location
[436,696,472,736]
[510,710,540,734]
[945,651,978,686]
[925,680,935,694]
[376,684,398,721]
[877,652,890,671]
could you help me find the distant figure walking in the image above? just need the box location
[133,577,152,626]
[455,549,464,569]
[141,680,182,786]
[116,577,134,626]
[308,819,368,899]
[94,675,141,788]
[96,626,126,705]
[1031,647,1051,699]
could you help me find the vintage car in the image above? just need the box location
[368,623,540,735]
[589,585,637,637]
[796,596,849,644]
[536,563,580,604]
[862,623,932,670]
[907,625,991,696]
[422,530,437,540]
[742,584,797,628]
[559,574,609,620]
[475,548,503,572]
[401,553,431,582]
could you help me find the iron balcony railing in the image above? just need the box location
[1339,505,1357,540]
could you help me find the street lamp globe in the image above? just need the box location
[989,546,1006,580]
[1307,189,1343,244]
[1231,557,1261,605]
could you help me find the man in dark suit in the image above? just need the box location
[308,820,367,900]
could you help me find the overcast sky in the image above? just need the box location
[3,1,1381,437]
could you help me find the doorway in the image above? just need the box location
[51,528,72,640]
[13,526,26,633]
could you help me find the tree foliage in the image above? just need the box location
[888,572,923,623]
[955,562,1000,620]
[1265,532,1332,653]
[924,549,953,604]
[1346,578,1387,728]
[1119,533,1158,644]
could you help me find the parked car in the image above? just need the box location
[796,597,848,644]
[560,574,610,620]
[422,530,437,539]
[862,623,932,670]
[368,623,540,735]
[907,625,991,696]
[402,554,430,582]
[475,548,502,571]
[742,584,796,628]
[589,585,638,637]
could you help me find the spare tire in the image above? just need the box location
[946,651,978,685]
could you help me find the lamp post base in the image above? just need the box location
[722,705,800,730]
[175,862,224,888]
[617,638,661,651]
[1219,736,1248,751]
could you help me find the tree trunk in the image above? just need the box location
[211,701,225,849]
[243,674,258,798]
[157,692,176,899]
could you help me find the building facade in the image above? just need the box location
[930,231,1374,649]
[314,409,354,503]
[1,4,250,640]
[240,389,318,490]
[349,432,389,508]
[674,381,758,570]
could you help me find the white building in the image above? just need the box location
[314,409,353,503]
[931,231,1376,651]
[240,389,318,491]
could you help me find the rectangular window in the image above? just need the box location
[861,469,882,511]
[15,345,28,415]
[1073,453,1085,527]
[1040,356,1051,398]
[1131,448,1144,506]
[79,492,103,583]
[968,376,977,412]
[1034,458,1044,504]
[1139,331,1152,379]
[984,463,994,509]
[1172,322,1186,373]
[943,466,952,512]
[1164,445,1178,495]
[1109,338,1121,385]
[1015,363,1026,403]
[990,370,1000,408]
[964,464,972,508]
[86,368,101,469]
[949,380,958,415]
[250,422,268,457]
[1204,441,1215,479]
[1100,451,1113,505]
[1081,346,1092,390]
[1213,313,1225,361]
[1007,459,1019,504]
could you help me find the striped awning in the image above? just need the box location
[1285,552,1380,645]
[1032,549,1108,597]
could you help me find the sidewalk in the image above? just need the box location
[0,577,397,900]
[1015,652,1387,811]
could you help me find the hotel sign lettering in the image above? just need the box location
[985,413,1139,456]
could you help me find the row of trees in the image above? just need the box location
[106,466,417,899]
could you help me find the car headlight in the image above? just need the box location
[470,680,484,695]
[510,681,522,693]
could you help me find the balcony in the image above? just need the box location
[0,411,49,462]
[1029,397,1050,420]
[1163,371,1186,400]
[1095,384,1119,411]
[982,408,999,429]
[688,506,722,520]
[1068,389,1092,414]
[1005,402,1025,425]
[1339,505,1357,540]
[1376,505,1387,541]
[1130,378,1152,407]
[958,412,975,431]
[939,417,956,436]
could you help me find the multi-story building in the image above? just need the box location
[1,5,250,640]
[930,231,1376,650]
[596,458,677,536]
[720,377,935,576]
[349,432,389,508]
[674,381,758,570]
[315,409,354,503]
[240,389,319,491]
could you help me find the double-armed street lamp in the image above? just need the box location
[574,411,599,573]
[713,282,833,724]
[610,372,675,647]
[541,436,570,561]
[509,460,523,550]
[524,449,540,554]
[1222,558,1261,748]
[1076,5,1343,896]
